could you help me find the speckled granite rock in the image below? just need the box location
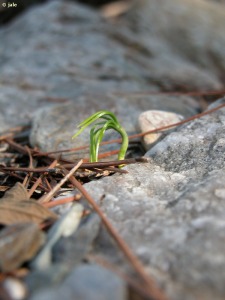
[83,99,225,300]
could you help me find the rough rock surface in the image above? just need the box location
[84,99,225,300]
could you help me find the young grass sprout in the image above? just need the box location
[72,111,129,163]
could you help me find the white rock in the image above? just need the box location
[4,278,27,300]
[138,110,183,150]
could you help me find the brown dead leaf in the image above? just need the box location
[2,182,29,202]
[0,222,45,272]
[0,200,58,225]
[0,183,58,225]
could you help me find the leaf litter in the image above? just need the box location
[0,222,45,272]
[0,183,58,226]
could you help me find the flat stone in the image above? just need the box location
[29,264,127,300]
[138,110,183,150]
[83,99,225,300]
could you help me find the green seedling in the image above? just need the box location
[72,111,129,163]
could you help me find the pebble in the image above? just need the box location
[3,278,27,300]
[138,110,183,150]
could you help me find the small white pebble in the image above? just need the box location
[138,110,183,150]
[4,278,27,300]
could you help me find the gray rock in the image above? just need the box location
[0,0,223,136]
[29,264,127,300]
[147,98,225,179]
[0,0,152,133]
[83,99,225,300]
[25,264,70,294]
[123,0,225,83]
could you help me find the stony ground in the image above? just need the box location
[0,1,225,300]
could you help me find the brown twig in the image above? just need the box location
[5,139,30,155]
[42,193,81,208]
[96,167,128,174]
[22,146,34,187]
[0,124,30,141]
[128,102,225,140]
[38,159,83,204]
[112,89,225,97]
[62,157,149,170]
[0,157,149,173]
[28,159,58,198]
[43,177,52,191]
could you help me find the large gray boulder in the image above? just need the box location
[84,99,225,300]
[124,0,225,79]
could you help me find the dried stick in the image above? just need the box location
[38,159,83,204]
[42,193,81,208]
[0,157,149,173]
[0,124,30,141]
[22,146,34,187]
[28,159,58,198]
[113,88,225,97]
